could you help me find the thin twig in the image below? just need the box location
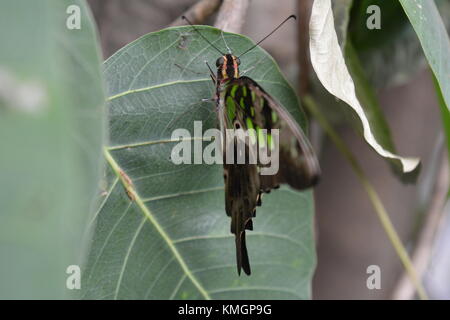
[297,0,313,96]
[214,0,250,33]
[391,150,449,300]
[170,0,222,27]
[302,95,429,300]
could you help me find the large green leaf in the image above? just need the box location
[82,26,316,299]
[399,0,450,170]
[0,0,104,298]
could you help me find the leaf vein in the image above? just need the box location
[114,216,146,299]
[142,186,224,203]
[107,78,210,101]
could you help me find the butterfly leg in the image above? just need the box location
[203,61,220,110]
[205,61,216,82]
[174,61,217,103]
[176,60,216,81]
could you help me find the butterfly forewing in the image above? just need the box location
[219,75,320,276]
[224,76,320,190]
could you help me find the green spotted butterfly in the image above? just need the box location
[182,15,320,275]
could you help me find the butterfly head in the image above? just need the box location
[216,54,240,83]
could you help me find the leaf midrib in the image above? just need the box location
[103,148,212,300]
[107,78,290,101]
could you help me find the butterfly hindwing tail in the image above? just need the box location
[224,138,259,276]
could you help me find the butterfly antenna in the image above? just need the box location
[181,16,225,55]
[221,30,232,53]
[238,15,297,58]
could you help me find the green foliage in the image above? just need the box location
[399,0,450,164]
[81,26,316,299]
[0,0,104,298]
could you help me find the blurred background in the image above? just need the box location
[86,0,450,299]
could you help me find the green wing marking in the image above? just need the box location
[220,76,320,275]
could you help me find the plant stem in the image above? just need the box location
[297,0,313,96]
[302,95,429,300]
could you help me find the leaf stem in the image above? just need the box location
[302,95,429,300]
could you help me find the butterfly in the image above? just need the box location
[182,15,320,275]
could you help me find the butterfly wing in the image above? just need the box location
[225,76,320,191]
[217,90,257,276]
[218,76,320,276]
